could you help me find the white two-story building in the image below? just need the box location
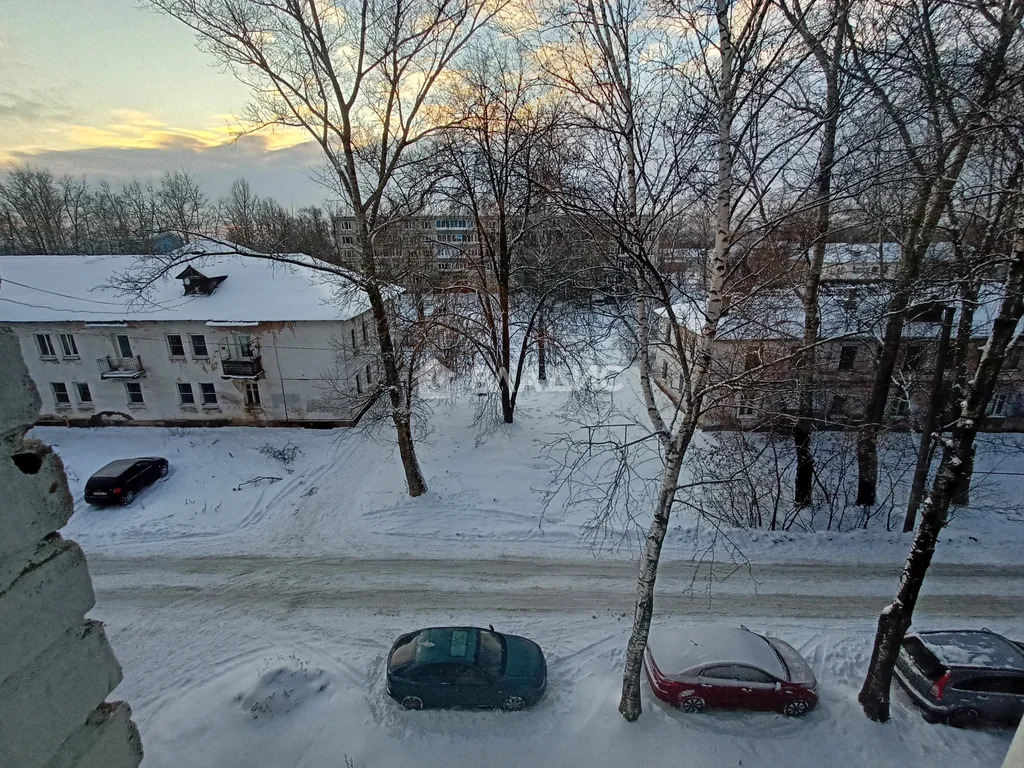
[0,247,383,427]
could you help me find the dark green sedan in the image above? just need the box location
[386,626,547,711]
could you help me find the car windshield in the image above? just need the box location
[476,630,505,677]
[388,634,419,672]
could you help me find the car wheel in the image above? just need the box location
[121,490,136,506]
[782,699,810,717]
[680,696,706,714]
[400,696,423,711]
[159,463,169,477]
[501,696,526,712]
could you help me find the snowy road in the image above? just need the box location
[88,554,1024,618]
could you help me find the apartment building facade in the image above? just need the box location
[0,249,381,427]
[655,284,1024,431]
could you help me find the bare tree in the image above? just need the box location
[849,0,1024,506]
[148,0,503,495]
[221,178,261,248]
[428,42,592,422]
[859,223,1024,721]
[157,169,212,237]
[776,0,853,508]
[540,0,812,720]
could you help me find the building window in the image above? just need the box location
[125,382,144,405]
[177,382,195,405]
[59,333,79,357]
[167,334,186,358]
[737,395,756,417]
[342,236,354,245]
[350,328,358,350]
[74,382,92,404]
[244,381,261,407]
[200,382,218,406]
[355,373,363,395]
[190,334,209,357]
[36,333,56,358]
[844,289,860,311]
[234,334,253,358]
[838,346,857,371]
[744,351,760,371]
[362,318,369,343]
[366,363,373,385]
[51,382,70,405]
[662,359,669,379]
[339,220,353,230]
[828,395,847,418]
[1006,346,1021,370]
[986,393,1008,418]
[116,334,133,358]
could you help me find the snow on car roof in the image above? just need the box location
[0,242,377,324]
[647,625,786,679]
[919,631,1024,671]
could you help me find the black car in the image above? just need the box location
[386,626,547,711]
[894,629,1024,726]
[84,457,169,506]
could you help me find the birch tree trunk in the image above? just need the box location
[618,0,734,719]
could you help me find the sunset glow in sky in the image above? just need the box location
[0,0,325,205]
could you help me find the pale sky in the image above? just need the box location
[0,0,328,207]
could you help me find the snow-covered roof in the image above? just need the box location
[920,630,1024,671]
[790,241,955,264]
[0,242,375,325]
[646,626,786,679]
[658,282,1013,342]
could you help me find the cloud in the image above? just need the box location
[0,90,74,124]
[0,134,331,208]
[1,107,311,161]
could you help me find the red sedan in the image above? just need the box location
[644,625,818,716]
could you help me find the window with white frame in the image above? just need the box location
[986,393,1008,417]
[36,333,56,358]
[59,333,79,357]
[167,334,186,358]
[339,220,353,230]
[244,381,261,407]
[51,382,70,405]
[737,395,756,417]
[177,382,195,405]
[190,334,209,357]
[74,382,92,404]
[125,382,144,405]
[115,334,133,358]
[200,382,218,406]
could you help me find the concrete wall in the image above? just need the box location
[12,312,379,427]
[0,327,143,768]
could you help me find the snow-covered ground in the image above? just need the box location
[34,383,1024,767]
[39,388,1024,566]
[92,597,1018,768]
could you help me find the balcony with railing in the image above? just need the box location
[218,339,264,379]
[97,355,145,379]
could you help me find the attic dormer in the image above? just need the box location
[175,265,227,296]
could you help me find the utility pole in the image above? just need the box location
[903,305,956,532]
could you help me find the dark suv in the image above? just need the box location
[894,629,1024,727]
[84,457,169,506]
